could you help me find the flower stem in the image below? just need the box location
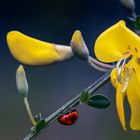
[88,56,115,72]
[24,97,36,126]
[88,56,115,69]
[23,72,110,140]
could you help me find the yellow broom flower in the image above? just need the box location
[94,20,140,131]
[7,31,74,65]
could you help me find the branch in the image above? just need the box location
[23,71,110,140]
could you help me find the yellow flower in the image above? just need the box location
[94,20,140,131]
[7,31,74,65]
[7,30,114,72]
[7,30,91,66]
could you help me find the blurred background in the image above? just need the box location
[0,0,140,139]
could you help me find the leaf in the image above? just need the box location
[87,94,111,109]
[136,15,140,24]
[128,15,140,30]
[35,119,46,132]
[31,119,46,133]
[80,90,89,103]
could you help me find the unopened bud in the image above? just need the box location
[120,0,135,13]
[70,30,89,61]
[16,65,28,97]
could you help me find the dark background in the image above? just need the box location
[0,0,140,139]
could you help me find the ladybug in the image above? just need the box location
[58,110,78,125]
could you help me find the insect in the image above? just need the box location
[58,110,78,125]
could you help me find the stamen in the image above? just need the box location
[118,66,131,84]
[121,66,134,93]
[116,58,126,71]
[136,58,140,65]
[128,45,131,50]
[132,68,135,73]
[116,57,132,85]
[116,58,127,84]
[135,48,138,53]
[123,51,129,55]
[117,66,133,96]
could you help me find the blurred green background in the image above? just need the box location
[0,0,140,139]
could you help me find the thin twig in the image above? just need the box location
[23,71,110,140]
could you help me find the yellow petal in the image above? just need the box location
[116,82,127,131]
[127,71,140,130]
[94,20,140,62]
[7,31,74,65]
[130,57,140,96]
[110,69,118,88]
[111,68,127,131]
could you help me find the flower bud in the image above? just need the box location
[70,30,89,61]
[16,65,28,97]
[120,0,135,13]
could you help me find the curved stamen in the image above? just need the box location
[121,66,133,93]
[116,58,128,84]
[116,58,126,71]
[116,57,133,93]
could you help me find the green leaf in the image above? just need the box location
[80,90,89,103]
[31,119,46,133]
[128,15,140,30]
[87,94,111,109]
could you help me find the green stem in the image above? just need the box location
[24,72,110,140]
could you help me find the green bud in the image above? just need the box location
[16,65,28,97]
[70,30,89,61]
[120,0,135,13]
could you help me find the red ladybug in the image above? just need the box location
[58,110,78,125]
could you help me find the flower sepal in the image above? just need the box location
[16,65,28,98]
[70,30,89,61]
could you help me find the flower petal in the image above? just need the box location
[7,31,74,65]
[116,82,127,131]
[127,66,140,130]
[94,20,140,62]
[110,69,127,130]
[130,57,140,97]
[110,69,118,88]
